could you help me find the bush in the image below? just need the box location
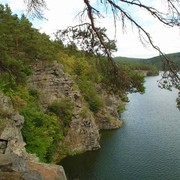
[28,88,40,98]
[21,107,63,162]
[78,79,104,113]
[89,97,103,113]
[48,97,74,127]
[117,103,125,114]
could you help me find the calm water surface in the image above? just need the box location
[60,76,180,180]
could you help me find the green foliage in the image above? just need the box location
[28,88,40,98]
[89,99,102,113]
[0,83,64,163]
[0,55,31,84]
[21,106,63,162]
[73,57,91,76]
[56,25,117,56]
[128,70,145,93]
[57,51,100,83]
[114,53,180,73]
[48,97,74,127]
[0,3,151,163]
[78,79,104,113]
[117,103,126,114]
[98,59,145,95]
[120,94,129,102]
[0,4,57,88]
[0,72,16,92]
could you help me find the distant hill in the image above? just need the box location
[114,52,180,70]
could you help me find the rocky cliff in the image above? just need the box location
[94,86,124,130]
[0,60,123,179]
[0,92,67,180]
[28,61,100,158]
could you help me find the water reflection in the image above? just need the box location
[60,76,180,180]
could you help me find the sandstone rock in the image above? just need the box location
[0,121,25,156]
[96,115,123,130]
[0,91,67,180]
[94,86,124,130]
[28,62,101,155]
[0,92,14,117]
[0,156,43,180]
[0,154,28,172]
[23,170,43,180]
[64,115,100,153]
[28,62,71,107]
[0,140,7,154]
[28,161,67,180]
[0,172,24,180]
[11,113,24,128]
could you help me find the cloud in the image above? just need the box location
[1,0,179,58]
[113,22,180,58]
[36,0,85,36]
[98,0,180,58]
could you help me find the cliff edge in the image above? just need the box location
[0,92,67,180]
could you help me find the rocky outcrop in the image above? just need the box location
[28,61,100,155]
[0,92,26,156]
[0,153,43,180]
[27,161,67,180]
[0,60,124,179]
[95,87,123,130]
[64,114,100,153]
[0,92,67,180]
[28,62,69,107]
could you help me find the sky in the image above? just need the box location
[1,0,180,58]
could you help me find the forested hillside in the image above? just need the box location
[114,52,180,73]
[0,4,145,163]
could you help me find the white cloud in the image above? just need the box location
[36,0,85,36]
[113,22,180,58]
[1,0,180,58]
[100,0,180,58]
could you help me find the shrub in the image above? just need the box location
[48,97,74,127]
[28,88,40,98]
[89,97,103,113]
[21,107,63,162]
[117,103,125,114]
[78,79,104,113]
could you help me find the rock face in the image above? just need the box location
[95,87,124,130]
[0,92,67,180]
[27,161,67,180]
[0,61,124,179]
[28,61,100,154]
[28,62,68,108]
[64,115,100,153]
[0,92,25,156]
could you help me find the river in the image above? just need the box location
[60,75,180,180]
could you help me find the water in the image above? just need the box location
[60,76,180,180]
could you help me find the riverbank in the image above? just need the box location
[60,76,180,180]
[0,61,124,179]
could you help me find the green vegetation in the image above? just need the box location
[0,4,56,91]
[21,106,63,162]
[0,4,154,163]
[117,103,126,114]
[48,98,74,128]
[114,52,180,74]
[78,80,104,113]
[114,56,159,76]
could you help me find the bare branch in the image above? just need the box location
[24,0,47,19]
[23,0,180,106]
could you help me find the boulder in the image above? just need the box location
[27,161,67,180]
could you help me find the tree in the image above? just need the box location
[23,0,180,107]
[0,3,58,89]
